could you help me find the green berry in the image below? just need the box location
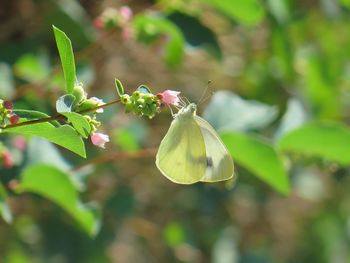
[137,98,145,105]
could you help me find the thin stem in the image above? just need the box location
[72,148,157,171]
[1,99,121,130]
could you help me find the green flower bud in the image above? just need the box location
[143,104,158,119]
[84,115,92,122]
[76,98,99,112]
[124,102,134,113]
[143,94,155,104]
[121,94,131,104]
[72,85,87,105]
[91,119,101,126]
[137,98,145,105]
[132,91,141,100]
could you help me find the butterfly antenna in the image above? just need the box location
[198,80,213,106]
[178,96,189,107]
[198,91,214,106]
[183,96,191,105]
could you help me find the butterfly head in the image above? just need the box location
[176,103,197,119]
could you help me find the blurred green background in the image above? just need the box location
[1,0,350,262]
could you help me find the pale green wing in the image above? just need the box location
[194,116,234,182]
[156,116,207,184]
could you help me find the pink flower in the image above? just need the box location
[91,132,110,148]
[119,6,133,22]
[157,90,181,106]
[90,97,105,113]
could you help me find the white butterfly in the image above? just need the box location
[156,103,234,184]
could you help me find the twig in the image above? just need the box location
[72,148,157,171]
[1,99,121,130]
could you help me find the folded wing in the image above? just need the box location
[156,116,207,184]
[194,116,234,182]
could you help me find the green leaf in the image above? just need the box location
[53,25,76,94]
[56,94,76,112]
[112,121,147,152]
[14,53,50,82]
[203,91,277,132]
[113,129,140,152]
[26,138,86,191]
[60,112,91,138]
[115,79,124,97]
[278,122,350,165]
[267,0,290,24]
[55,94,91,138]
[133,15,185,66]
[13,109,60,127]
[341,0,350,8]
[302,52,339,118]
[167,12,222,60]
[163,222,186,248]
[45,1,94,47]
[274,98,308,141]
[221,132,289,194]
[205,0,265,26]
[0,183,12,223]
[4,245,31,262]
[16,164,99,236]
[271,25,294,81]
[136,85,152,94]
[3,123,86,158]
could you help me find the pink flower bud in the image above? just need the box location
[2,150,13,168]
[91,132,110,148]
[3,101,13,110]
[157,90,181,106]
[9,114,19,125]
[89,97,105,113]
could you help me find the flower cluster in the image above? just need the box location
[0,100,19,127]
[71,85,105,113]
[70,85,110,149]
[93,6,134,40]
[120,86,162,119]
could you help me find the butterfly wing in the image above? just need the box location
[194,116,234,182]
[156,116,207,184]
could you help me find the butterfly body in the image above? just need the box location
[156,103,234,184]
